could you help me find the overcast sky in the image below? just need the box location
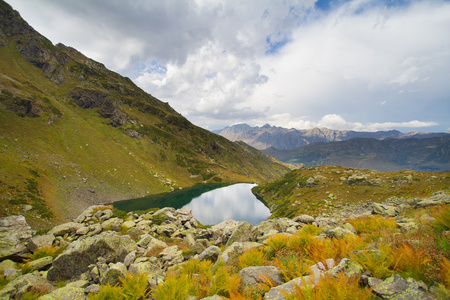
[7,0,450,132]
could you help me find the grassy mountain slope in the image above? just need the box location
[253,165,450,218]
[0,1,291,228]
[264,135,450,172]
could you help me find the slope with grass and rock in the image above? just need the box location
[0,188,449,299]
[0,1,291,229]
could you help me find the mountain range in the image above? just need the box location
[214,123,448,150]
[215,124,450,172]
[0,1,290,228]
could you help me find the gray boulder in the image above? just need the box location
[0,215,34,260]
[100,262,127,286]
[0,272,53,299]
[39,286,87,300]
[239,266,284,287]
[101,217,123,232]
[26,256,53,271]
[198,246,221,263]
[48,222,83,237]
[27,234,55,252]
[47,231,137,281]
[372,274,431,300]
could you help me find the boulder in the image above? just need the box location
[26,256,53,271]
[226,222,254,247]
[100,262,127,286]
[198,246,221,263]
[39,286,87,300]
[47,231,137,281]
[0,259,16,274]
[0,272,54,299]
[371,274,431,300]
[293,215,315,224]
[158,245,183,266]
[48,222,83,237]
[101,217,123,232]
[239,266,284,287]
[0,215,34,260]
[27,234,55,252]
[219,242,263,264]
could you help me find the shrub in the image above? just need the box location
[180,259,213,277]
[433,205,450,234]
[440,257,450,288]
[28,246,64,261]
[350,245,397,280]
[89,284,123,300]
[282,272,373,300]
[266,234,290,256]
[239,248,266,268]
[150,276,194,300]
[394,243,430,282]
[348,215,397,235]
[120,272,150,300]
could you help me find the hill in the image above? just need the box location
[263,135,450,172]
[253,165,449,219]
[0,1,291,228]
[214,123,448,150]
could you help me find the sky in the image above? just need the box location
[6,0,450,132]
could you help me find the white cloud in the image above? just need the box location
[6,0,450,132]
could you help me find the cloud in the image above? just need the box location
[6,0,450,132]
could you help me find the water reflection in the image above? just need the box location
[183,183,271,225]
[113,183,271,226]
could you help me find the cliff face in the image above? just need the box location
[0,1,290,227]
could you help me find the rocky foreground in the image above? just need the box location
[0,191,449,299]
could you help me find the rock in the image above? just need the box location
[39,286,87,300]
[158,245,183,266]
[122,220,136,228]
[322,226,355,239]
[47,231,137,281]
[239,266,284,287]
[210,220,245,245]
[123,250,136,267]
[372,203,398,217]
[253,218,299,242]
[26,255,53,271]
[201,296,223,300]
[100,262,127,286]
[398,222,419,233]
[129,259,164,282]
[94,209,113,222]
[372,274,432,300]
[3,268,21,280]
[219,242,263,264]
[101,217,123,232]
[27,234,55,252]
[48,222,84,237]
[127,227,146,240]
[84,284,100,295]
[293,214,315,224]
[264,275,316,300]
[0,259,16,274]
[226,222,254,247]
[0,215,34,260]
[198,246,221,263]
[0,272,54,299]
[327,258,364,278]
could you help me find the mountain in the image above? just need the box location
[214,124,448,150]
[0,1,291,228]
[263,135,450,172]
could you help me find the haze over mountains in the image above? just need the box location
[0,1,290,227]
[215,124,450,172]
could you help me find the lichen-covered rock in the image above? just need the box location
[219,242,263,264]
[47,231,137,281]
[0,215,34,260]
[26,255,53,271]
[327,258,364,278]
[27,234,55,252]
[225,222,254,247]
[239,266,284,287]
[198,246,221,263]
[48,222,83,237]
[372,274,432,300]
[39,286,87,300]
[101,217,123,232]
[100,262,127,286]
[293,214,315,224]
[0,272,54,299]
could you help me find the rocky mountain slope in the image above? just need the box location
[0,1,291,228]
[214,123,447,150]
[264,135,450,172]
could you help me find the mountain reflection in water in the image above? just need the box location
[113,183,271,225]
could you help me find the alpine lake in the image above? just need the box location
[113,183,271,226]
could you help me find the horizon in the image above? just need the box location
[6,0,450,133]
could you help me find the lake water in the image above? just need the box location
[113,183,271,225]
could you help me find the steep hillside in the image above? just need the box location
[215,123,447,150]
[0,1,291,228]
[263,135,450,172]
[253,165,450,218]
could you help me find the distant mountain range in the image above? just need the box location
[215,124,450,172]
[214,124,448,150]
